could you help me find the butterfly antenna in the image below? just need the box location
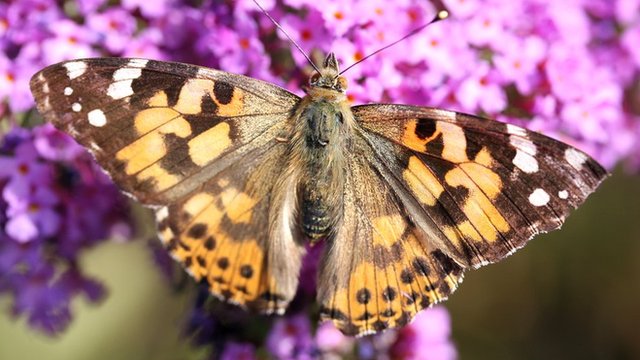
[252,0,321,74]
[338,10,449,76]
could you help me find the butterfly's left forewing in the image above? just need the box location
[30,58,305,314]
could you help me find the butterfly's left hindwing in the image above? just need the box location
[30,58,305,314]
[353,104,607,268]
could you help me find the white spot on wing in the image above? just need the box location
[107,67,142,99]
[88,109,107,127]
[128,58,149,68]
[510,135,537,155]
[507,123,527,137]
[510,134,538,173]
[197,67,212,77]
[558,190,569,199]
[155,207,169,222]
[529,188,550,206]
[71,103,82,112]
[107,80,134,99]
[113,67,142,81]
[565,147,588,170]
[63,61,87,79]
[42,82,50,94]
[64,87,73,96]
[512,150,539,173]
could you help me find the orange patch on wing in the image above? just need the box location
[401,120,469,164]
[402,120,433,153]
[474,147,494,167]
[403,156,445,206]
[214,83,245,117]
[442,221,482,252]
[438,122,468,163]
[188,122,231,166]
[183,193,215,216]
[220,187,257,224]
[459,163,502,199]
[324,228,464,336]
[174,79,214,114]
[445,168,509,242]
[371,215,406,247]
[116,117,192,175]
[133,108,181,135]
[147,90,168,107]
[136,163,180,191]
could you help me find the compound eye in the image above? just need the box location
[310,73,321,84]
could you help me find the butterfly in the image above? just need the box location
[29,52,607,336]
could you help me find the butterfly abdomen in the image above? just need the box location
[293,97,352,241]
[300,190,332,240]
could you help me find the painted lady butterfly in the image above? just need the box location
[29,19,606,337]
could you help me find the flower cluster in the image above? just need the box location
[2,0,639,169]
[2,0,639,356]
[0,124,134,334]
[189,295,456,360]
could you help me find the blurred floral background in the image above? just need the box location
[0,0,639,359]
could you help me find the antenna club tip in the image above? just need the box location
[437,10,449,20]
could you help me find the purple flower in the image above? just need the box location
[493,35,546,94]
[389,306,457,360]
[615,0,640,24]
[32,124,84,161]
[0,125,134,334]
[298,242,323,297]
[280,9,332,67]
[86,9,137,54]
[455,63,507,114]
[319,2,355,37]
[266,313,315,359]
[41,19,98,64]
[121,0,173,19]
[76,0,108,16]
[622,24,640,67]
[0,52,41,112]
[465,11,504,47]
[315,321,354,356]
[122,29,168,60]
[5,186,60,243]
[220,342,257,360]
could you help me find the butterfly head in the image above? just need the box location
[309,53,348,93]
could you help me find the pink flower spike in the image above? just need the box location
[456,64,507,114]
[319,2,356,37]
[494,35,547,94]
